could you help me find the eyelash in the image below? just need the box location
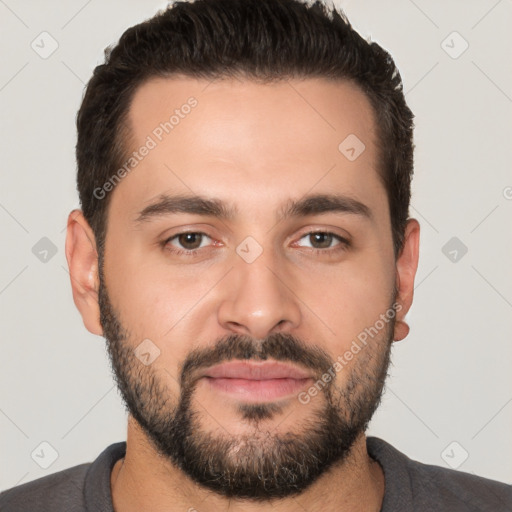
[161,231,350,257]
[162,232,215,258]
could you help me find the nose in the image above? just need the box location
[217,249,302,340]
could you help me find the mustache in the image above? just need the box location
[180,332,333,388]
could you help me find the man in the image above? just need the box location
[1,0,510,510]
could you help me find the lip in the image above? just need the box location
[201,361,313,402]
[203,360,312,380]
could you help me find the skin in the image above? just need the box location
[65,76,420,511]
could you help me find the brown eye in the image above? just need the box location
[309,232,334,249]
[164,232,212,253]
[294,231,350,253]
[177,233,204,249]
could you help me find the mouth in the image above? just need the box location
[201,360,314,402]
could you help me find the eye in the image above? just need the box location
[164,232,213,253]
[295,231,350,251]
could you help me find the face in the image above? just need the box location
[88,76,409,499]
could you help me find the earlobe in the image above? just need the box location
[393,218,420,342]
[65,209,104,336]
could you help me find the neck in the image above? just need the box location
[111,416,385,512]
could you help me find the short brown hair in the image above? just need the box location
[76,0,414,258]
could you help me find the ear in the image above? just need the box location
[393,218,420,341]
[65,209,103,336]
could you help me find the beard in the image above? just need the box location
[98,260,396,501]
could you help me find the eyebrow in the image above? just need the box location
[134,192,372,224]
[278,193,372,222]
[135,194,236,223]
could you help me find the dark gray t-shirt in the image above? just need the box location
[1,436,511,511]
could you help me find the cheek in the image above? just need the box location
[292,252,394,351]
[103,249,225,355]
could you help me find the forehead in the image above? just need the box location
[113,75,385,221]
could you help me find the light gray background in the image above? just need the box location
[1,0,511,491]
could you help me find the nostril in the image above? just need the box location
[226,321,249,334]
[275,319,286,329]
